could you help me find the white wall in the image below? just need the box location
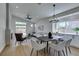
[35,19,52,34]
[0,3,6,53]
[10,15,16,33]
[26,22,33,35]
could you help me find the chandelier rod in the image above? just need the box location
[53,4,56,19]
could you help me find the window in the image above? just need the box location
[52,21,79,35]
[57,22,66,33]
[58,22,66,27]
[16,22,26,26]
[15,21,26,37]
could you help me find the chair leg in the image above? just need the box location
[20,41,23,45]
[68,47,71,53]
[26,39,27,42]
[65,47,68,56]
[62,50,65,56]
[37,51,38,56]
[54,49,56,56]
[48,47,51,56]
[40,41,42,44]
[44,48,45,55]
[19,41,21,45]
[54,50,58,56]
[30,48,33,56]
[58,51,60,56]
[55,50,58,56]
[15,41,17,45]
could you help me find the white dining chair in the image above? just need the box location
[65,39,72,56]
[49,41,66,56]
[30,38,47,56]
[30,37,41,44]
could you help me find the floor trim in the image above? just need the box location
[0,45,7,55]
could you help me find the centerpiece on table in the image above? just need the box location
[73,27,79,35]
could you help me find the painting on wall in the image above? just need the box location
[38,25,44,31]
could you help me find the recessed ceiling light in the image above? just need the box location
[16,6,19,8]
[37,3,42,5]
[31,24,33,27]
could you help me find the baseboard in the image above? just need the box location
[70,45,79,49]
[0,45,7,55]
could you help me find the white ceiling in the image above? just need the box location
[59,13,79,22]
[10,3,79,23]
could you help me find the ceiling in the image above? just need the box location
[59,13,79,22]
[10,3,79,23]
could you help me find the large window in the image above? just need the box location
[15,22,26,37]
[52,21,79,34]
[57,22,66,33]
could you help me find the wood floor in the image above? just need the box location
[1,40,79,56]
[0,45,48,56]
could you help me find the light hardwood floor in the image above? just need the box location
[1,40,79,56]
[0,45,48,56]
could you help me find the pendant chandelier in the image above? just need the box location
[26,14,32,20]
[52,4,59,23]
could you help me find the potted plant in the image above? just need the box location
[73,27,79,35]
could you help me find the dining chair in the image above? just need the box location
[65,39,72,56]
[48,41,66,56]
[30,37,41,43]
[15,33,26,45]
[30,37,47,56]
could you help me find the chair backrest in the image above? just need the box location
[50,39,72,51]
[65,39,72,46]
[63,35,72,41]
[31,37,39,41]
[50,41,66,50]
[57,41,66,49]
[31,39,39,49]
[15,33,23,41]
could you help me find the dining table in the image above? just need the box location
[37,35,64,52]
